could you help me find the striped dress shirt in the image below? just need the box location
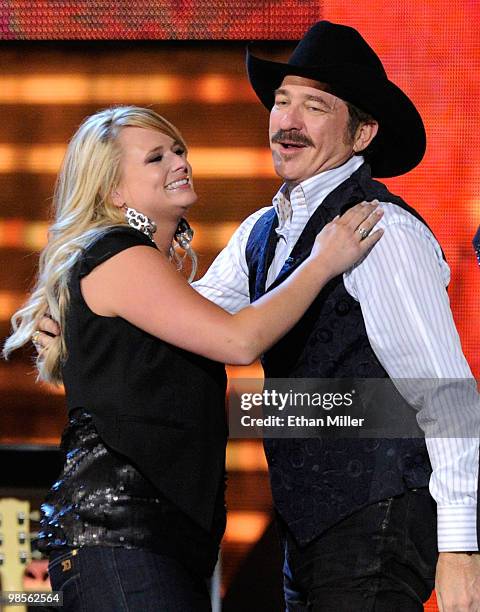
[192,155,480,552]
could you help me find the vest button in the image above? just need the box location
[335,299,351,316]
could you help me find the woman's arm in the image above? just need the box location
[79,202,383,364]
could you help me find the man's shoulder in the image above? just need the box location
[378,201,422,227]
[368,201,447,268]
[241,205,274,226]
[377,202,438,245]
[234,205,273,239]
[217,206,273,256]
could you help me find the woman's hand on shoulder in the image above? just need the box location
[311,200,384,279]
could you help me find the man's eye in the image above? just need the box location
[275,99,288,106]
[307,106,323,112]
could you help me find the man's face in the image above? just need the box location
[269,75,353,184]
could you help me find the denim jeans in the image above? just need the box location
[280,488,438,611]
[47,546,212,611]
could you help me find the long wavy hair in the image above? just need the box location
[3,106,196,384]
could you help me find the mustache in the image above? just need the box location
[271,130,314,147]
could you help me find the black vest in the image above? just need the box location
[246,164,437,545]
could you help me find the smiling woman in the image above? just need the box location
[111,127,197,236]
[109,126,199,281]
[2,105,383,611]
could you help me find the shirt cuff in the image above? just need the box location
[438,505,478,552]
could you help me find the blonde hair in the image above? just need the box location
[3,105,196,384]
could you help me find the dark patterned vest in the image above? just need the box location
[246,163,440,545]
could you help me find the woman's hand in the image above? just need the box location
[311,200,384,279]
[32,316,60,354]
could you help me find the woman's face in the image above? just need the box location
[113,126,197,223]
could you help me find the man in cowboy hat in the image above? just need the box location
[37,21,480,610]
[195,21,480,610]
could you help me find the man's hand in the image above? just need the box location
[33,316,60,354]
[436,552,480,611]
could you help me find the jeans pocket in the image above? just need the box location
[404,488,437,580]
[48,548,77,571]
[49,549,85,612]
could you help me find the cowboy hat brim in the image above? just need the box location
[247,49,426,178]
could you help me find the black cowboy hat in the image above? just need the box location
[247,21,426,178]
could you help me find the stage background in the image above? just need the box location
[0,1,478,609]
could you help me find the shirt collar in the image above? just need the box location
[272,155,365,225]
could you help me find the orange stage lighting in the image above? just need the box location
[0,219,240,253]
[224,511,270,544]
[0,75,256,105]
[0,144,275,178]
[226,441,268,472]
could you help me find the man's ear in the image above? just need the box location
[353,121,379,153]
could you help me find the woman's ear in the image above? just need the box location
[111,187,124,210]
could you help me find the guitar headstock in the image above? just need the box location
[0,498,42,594]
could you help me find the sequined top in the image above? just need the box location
[38,409,225,576]
[37,227,228,577]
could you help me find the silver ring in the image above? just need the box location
[357,227,370,241]
[31,331,44,351]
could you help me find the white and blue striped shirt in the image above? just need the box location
[193,155,480,552]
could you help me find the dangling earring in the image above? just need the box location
[122,204,157,242]
[169,218,195,271]
[174,218,194,249]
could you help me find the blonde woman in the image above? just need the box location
[4,106,383,611]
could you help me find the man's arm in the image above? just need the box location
[344,202,480,609]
